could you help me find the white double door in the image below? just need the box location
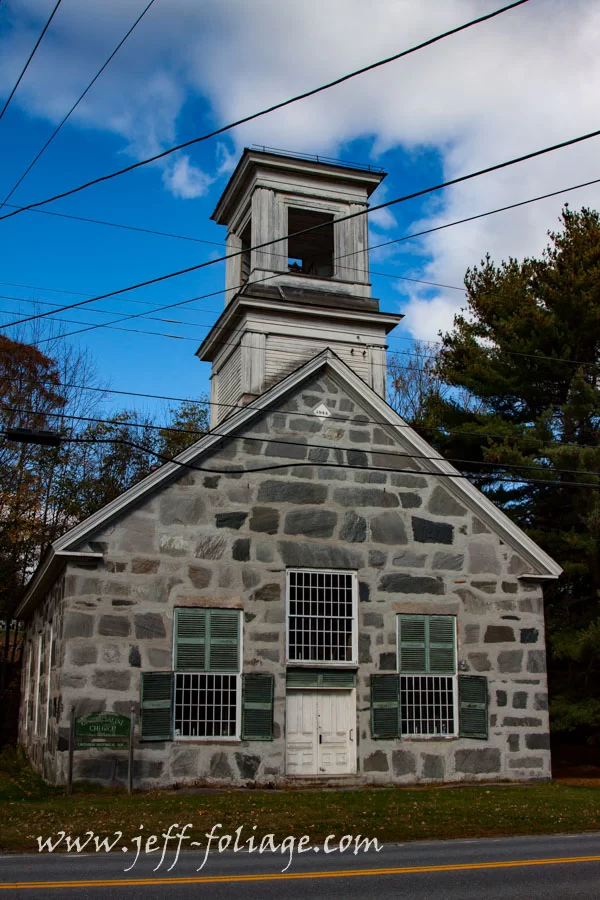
[286,690,356,776]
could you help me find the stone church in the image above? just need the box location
[17,149,561,787]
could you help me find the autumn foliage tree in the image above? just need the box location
[0,334,209,676]
[0,336,67,627]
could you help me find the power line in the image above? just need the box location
[11,270,597,374]
[0,240,467,320]
[0,0,529,223]
[6,298,597,378]
[2,403,599,486]
[0,0,63,122]
[353,175,600,261]
[7,121,600,332]
[2,182,600,370]
[1,203,225,249]
[29,270,285,343]
[0,0,158,210]
[2,172,598,322]
[4,358,600,453]
[0,304,198,342]
[5,170,600,271]
[0,170,595,309]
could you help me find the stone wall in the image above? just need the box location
[19,577,65,782]
[21,367,551,786]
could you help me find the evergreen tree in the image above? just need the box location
[426,206,600,742]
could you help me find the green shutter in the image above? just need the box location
[242,674,274,741]
[174,608,240,673]
[174,608,206,671]
[398,615,456,674]
[459,675,488,739]
[208,609,240,672]
[398,615,427,673]
[371,674,400,739]
[428,616,456,674]
[140,671,173,741]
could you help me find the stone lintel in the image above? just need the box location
[391,601,460,615]
[174,594,243,609]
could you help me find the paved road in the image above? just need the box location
[2,832,600,898]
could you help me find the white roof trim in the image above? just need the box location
[20,348,560,615]
[16,550,103,619]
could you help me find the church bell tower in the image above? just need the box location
[197,149,402,425]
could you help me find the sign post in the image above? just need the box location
[67,706,75,796]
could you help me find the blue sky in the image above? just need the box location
[1,0,600,424]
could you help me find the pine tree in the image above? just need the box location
[427,206,600,742]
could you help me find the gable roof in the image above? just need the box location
[16,349,561,618]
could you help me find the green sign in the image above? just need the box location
[75,712,131,749]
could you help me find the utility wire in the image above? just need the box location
[0,0,529,223]
[2,179,600,369]
[347,176,600,262]
[2,169,599,341]
[29,272,283,343]
[3,402,599,479]
[4,369,600,452]
[2,428,597,489]
[4,170,600,271]
[0,0,63,122]
[0,0,158,210]
[4,299,597,379]
[12,268,598,373]
[6,121,600,331]
[0,304,198,342]
[2,284,598,371]
[1,202,225,249]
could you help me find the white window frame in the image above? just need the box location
[34,634,42,736]
[171,609,243,742]
[286,569,358,667]
[23,642,32,734]
[397,615,459,739]
[44,625,53,740]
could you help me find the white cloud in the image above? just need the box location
[369,206,398,231]
[2,0,600,338]
[162,155,213,199]
[215,142,237,176]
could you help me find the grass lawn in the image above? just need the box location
[2,749,600,855]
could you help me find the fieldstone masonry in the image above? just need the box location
[19,368,551,787]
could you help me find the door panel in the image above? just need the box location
[286,690,356,775]
[286,691,318,775]
[318,691,355,774]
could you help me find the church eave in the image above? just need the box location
[195,294,402,362]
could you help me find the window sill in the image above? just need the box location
[174,736,241,743]
[287,661,358,668]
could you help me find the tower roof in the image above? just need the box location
[212,147,386,226]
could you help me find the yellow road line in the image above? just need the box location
[2,854,600,890]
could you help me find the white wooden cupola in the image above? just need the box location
[197,148,402,425]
